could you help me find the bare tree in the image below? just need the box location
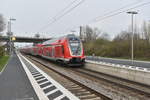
[134,22,140,40]
[0,14,6,33]
[0,14,6,56]
[85,25,93,41]
[148,22,150,43]
[100,32,110,40]
[113,30,141,42]
[93,28,101,39]
[141,21,150,44]
[84,25,101,41]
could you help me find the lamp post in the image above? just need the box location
[127,11,138,64]
[8,18,16,55]
[148,20,150,44]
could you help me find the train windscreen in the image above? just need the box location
[68,37,82,56]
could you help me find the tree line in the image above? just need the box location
[83,22,150,60]
[0,14,6,57]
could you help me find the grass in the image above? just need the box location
[0,55,9,72]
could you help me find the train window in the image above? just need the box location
[68,37,82,56]
[62,45,64,54]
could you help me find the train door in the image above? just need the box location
[47,47,52,57]
[61,45,64,57]
[42,47,44,56]
[39,47,43,56]
[52,46,55,58]
[43,47,47,56]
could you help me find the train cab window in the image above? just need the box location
[68,37,82,56]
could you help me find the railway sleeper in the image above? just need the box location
[75,91,91,96]
[78,94,98,99]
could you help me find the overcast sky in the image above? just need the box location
[1,0,150,40]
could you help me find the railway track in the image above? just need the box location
[25,55,110,100]
[25,54,150,100]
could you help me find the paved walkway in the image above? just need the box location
[0,53,38,100]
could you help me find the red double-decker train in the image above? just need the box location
[21,34,85,66]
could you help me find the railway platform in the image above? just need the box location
[0,53,38,100]
[0,52,79,100]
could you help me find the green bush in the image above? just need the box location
[83,39,150,61]
[0,46,4,57]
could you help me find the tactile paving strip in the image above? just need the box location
[19,54,79,100]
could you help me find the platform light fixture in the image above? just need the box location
[9,18,16,55]
[127,11,138,64]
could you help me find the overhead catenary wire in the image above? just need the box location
[90,0,144,23]
[64,1,150,34]
[62,0,145,33]
[52,0,85,23]
[39,0,79,32]
[92,1,150,23]
[39,0,85,32]
[53,0,80,19]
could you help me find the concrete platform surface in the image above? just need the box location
[0,54,39,100]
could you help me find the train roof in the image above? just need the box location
[42,34,78,45]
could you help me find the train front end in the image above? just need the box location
[66,34,85,66]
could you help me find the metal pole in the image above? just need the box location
[9,19,11,55]
[131,14,134,64]
[127,11,138,64]
[9,18,16,55]
[9,36,11,54]
[148,21,150,44]
[80,26,82,39]
[10,19,11,33]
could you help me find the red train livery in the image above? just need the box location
[21,34,85,66]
